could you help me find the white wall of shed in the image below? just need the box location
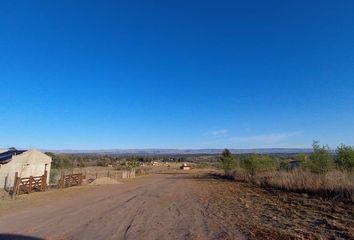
[0,149,52,190]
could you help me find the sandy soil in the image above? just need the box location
[0,173,245,240]
[0,172,353,240]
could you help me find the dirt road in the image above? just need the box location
[1,172,353,240]
[0,173,245,240]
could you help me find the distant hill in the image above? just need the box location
[47,148,312,155]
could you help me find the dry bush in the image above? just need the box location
[232,168,252,182]
[135,167,153,175]
[233,169,354,201]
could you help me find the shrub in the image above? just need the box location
[306,141,334,173]
[97,158,111,167]
[296,153,308,167]
[259,170,354,201]
[195,163,209,169]
[121,157,140,170]
[219,149,237,174]
[242,154,275,175]
[77,158,88,168]
[49,153,74,169]
[279,161,291,171]
[336,144,354,170]
[49,169,60,184]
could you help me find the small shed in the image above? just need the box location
[0,149,52,190]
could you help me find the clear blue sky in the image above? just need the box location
[1,1,354,150]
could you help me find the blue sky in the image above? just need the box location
[1,1,354,150]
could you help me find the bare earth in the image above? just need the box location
[0,172,353,240]
[0,172,245,240]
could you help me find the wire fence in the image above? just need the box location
[53,167,136,184]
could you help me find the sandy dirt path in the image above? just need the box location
[0,173,245,240]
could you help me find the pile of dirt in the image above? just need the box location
[0,189,10,200]
[89,177,122,185]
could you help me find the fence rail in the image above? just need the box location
[59,173,84,188]
[12,171,48,197]
[71,168,136,181]
[122,169,135,179]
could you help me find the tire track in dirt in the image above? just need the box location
[0,173,246,240]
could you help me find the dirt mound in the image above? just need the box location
[89,177,122,185]
[0,189,10,200]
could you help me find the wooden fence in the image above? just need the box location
[74,168,135,182]
[58,173,84,188]
[12,171,48,197]
[122,169,135,179]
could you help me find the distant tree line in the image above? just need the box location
[219,141,354,175]
[45,153,210,170]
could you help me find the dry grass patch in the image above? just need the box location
[233,169,354,202]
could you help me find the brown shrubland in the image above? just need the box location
[232,169,354,201]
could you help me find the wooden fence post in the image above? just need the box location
[29,176,33,193]
[12,172,18,199]
[79,173,83,185]
[59,172,65,188]
[42,170,48,191]
[68,175,72,188]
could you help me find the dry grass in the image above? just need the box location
[233,169,354,202]
[199,173,354,239]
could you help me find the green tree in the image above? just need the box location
[77,157,87,168]
[307,141,334,173]
[219,149,237,173]
[47,152,74,169]
[126,156,140,169]
[279,161,291,171]
[336,144,354,170]
[297,153,308,167]
[97,157,111,167]
[242,154,275,175]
